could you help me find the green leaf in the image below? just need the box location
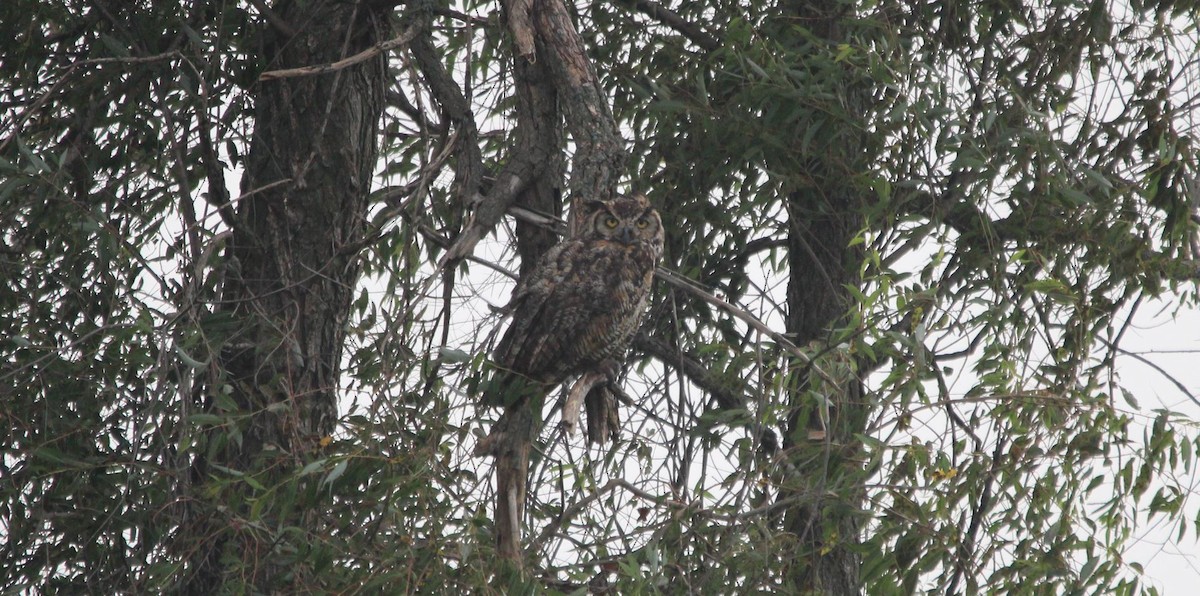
[322,460,348,488]
[189,413,225,426]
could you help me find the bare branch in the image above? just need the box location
[438,157,546,266]
[410,18,485,204]
[1109,342,1200,407]
[258,24,421,81]
[431,6,493,27]
[633,334,746,411]
[613,0,720,51]
[654,267,837,387]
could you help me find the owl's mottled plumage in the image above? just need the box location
[485,193,664,408]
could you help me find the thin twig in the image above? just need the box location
[0,65,77,153]
[527,479,681,555]
[431,6,492,28]
[73,51,183,67]
[1110,342,1200,407]
[633,334,746,411]
[614,0,720,51]
[946,438,1005,596]
[258,24,422,81]
[654,267,837,387]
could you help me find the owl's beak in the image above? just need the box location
[617,226,637,244]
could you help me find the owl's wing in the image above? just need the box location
[492,239,578,373]
[483,241,582,407]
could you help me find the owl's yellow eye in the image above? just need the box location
[636,217,649,229]
[603,216,620,229]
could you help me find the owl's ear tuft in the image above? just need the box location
[580,198,608,213]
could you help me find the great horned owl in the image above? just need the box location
[484,192,664,409]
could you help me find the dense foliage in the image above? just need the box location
[3,0,1199,593]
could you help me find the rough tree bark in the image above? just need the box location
[185,1,391,591]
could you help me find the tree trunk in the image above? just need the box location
[777,0,872,592]
[783,198,866,594]
[185,2,390,591]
